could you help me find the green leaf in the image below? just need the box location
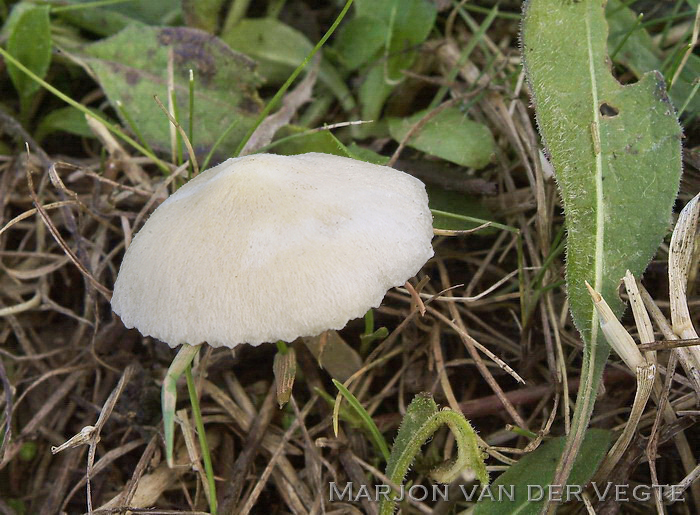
[522,0,681,491]
[354,0,436,52]
[35,106,96,141]
[380,393,488,515]
[346,142,390,165]
[333,15,387,70]
[53,0,181,37]
[427,185,496,234]
[221,18,355,111]
[355,0,437,119]
[473,429,612,514]
[359,65,395,122]
[271,130,390,166]
[107,0,180,24]
[270,125,354,157]
[606,0,700,117]
[6,4,52,114]
[82,25,262,158]
[1,2,34,39]
[54,6,138,37]
[315,386,365,429]
[388,107,495,168]
[60,0,180,25]
[182,0,226,33]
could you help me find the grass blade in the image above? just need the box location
[332,379,390,462]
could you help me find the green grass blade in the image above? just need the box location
[232,0,355,157]
[332,379,390,461]
[188,69,195,177]
[429,4,498,109]
[430,209,518,234]
[522,0,682,503]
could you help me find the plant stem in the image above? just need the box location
[188,69,195,179]
[185,363,217,515]
[222,0,252,34]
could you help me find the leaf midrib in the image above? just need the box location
[585,0,603,373]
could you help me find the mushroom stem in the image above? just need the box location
[162,343,200,467]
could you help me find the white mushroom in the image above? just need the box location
[110,152,434,467]
[112,152,434,347]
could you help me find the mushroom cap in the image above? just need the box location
[111,152,434,348]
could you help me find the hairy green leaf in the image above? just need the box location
[222,18,355,111]
[522,0,681,494]
[380,393,488,515]
[388,107,495,169]
[473,429,612,515]
[82,25,262,158]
